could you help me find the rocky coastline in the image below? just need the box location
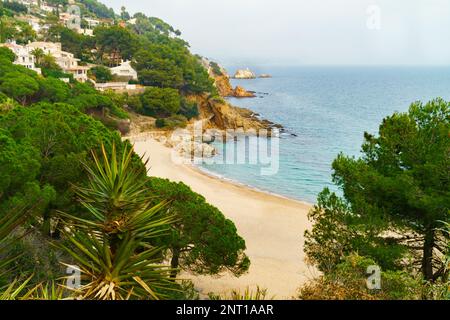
[126,59,282,158]
[199,59,281,129]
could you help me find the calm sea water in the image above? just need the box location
[199,66,450,203]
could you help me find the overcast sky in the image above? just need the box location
[102,0,450,66]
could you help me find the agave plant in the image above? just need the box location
[0,204,36,264]
[0,276,34,300]
[0,204,41,299]
[209,286,273,300]
[57,143,177,300]
[21,281,69,300]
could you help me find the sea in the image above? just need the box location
[198,66,450,203]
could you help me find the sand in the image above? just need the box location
[130,137,318,299]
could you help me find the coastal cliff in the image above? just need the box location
[186,94,279,131]
[201,58,256,98]
[187,58,278,132]
[128,59,277,135]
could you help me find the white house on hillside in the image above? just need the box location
[26,41,62,55]
[17,0,39,7]
[110,61,138,81]
[127,18,137,25]
[94,82,142,93]
[40,2,57,13]
[0,42,42,75]
[15,15,43,33]
[84,18,101,29]
[76,17,100,37]
[26,42,90,82]
[59,12,79,27]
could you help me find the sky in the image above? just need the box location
[102,0,450,66]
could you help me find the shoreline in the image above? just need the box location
[128,136,318,299]
[189,164,313,207]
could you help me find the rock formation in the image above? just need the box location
[200,58,256,98]
[233,68,256,79]
[233,86,256,98]
[186,94,279,132]
[214,74,235,97]
[126,59,280,139]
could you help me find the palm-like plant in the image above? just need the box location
[209,286,273,300]
[0,208,27,279]
[0,276,34,300]
[57,143,177,300]
[442,222,450,299]
[21,281,69,300]
[0,203,41,299]
[30,48,45,66]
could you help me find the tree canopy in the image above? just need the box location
[147,178,250,277]
[139,86,181,117]
[305,98,450,283]
[88,65,113,83]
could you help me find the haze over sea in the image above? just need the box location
[199,66,450,203]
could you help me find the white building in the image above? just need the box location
[127,18,137,25]
[16,15,43,33]
[59,12,80,28]
[40,2,57,13]
[0,42,42,75]
[94,82,140,92]
[77,29,94,36]
[84,18,101,29]
[60,14,98,37]
[17,0,39,7]
[26,42,90,82]
[110,61,138,81]
[26,41,62,55]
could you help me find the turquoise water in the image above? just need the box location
[200,66,450,203]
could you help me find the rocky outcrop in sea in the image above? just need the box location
[200,58,256,98]
[233,68,256,79]
[233,86,256,98]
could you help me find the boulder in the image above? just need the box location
[233,68,256,79]
[202,133,216,144]
[233,86,256,98]
[174,141,217,159]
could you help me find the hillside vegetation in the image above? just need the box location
[0,0,250,300]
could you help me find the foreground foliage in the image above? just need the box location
[302,98,450,299]
[209,286,273,301]
[57,144,176,300]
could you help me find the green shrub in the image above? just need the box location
[155,118,166,128]
[163,114,187,129]
[210,61,223,76]
[0,47,15,63]
[298,253,425,300]
[2,1,27,14]
[140,86,181,117]
[88,66,113,83]
[180,98,199,119]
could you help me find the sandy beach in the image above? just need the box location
[129,136,317,299]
